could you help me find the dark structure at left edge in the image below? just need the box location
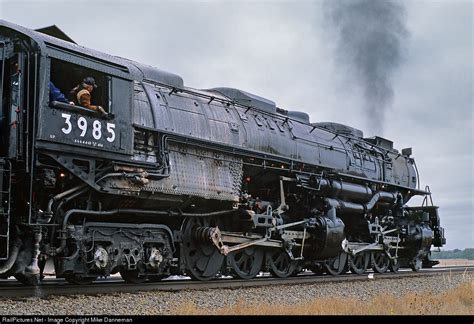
[0,20,445,285]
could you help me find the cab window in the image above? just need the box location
[49,58,110,113]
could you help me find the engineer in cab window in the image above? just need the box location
[69,77,107,116]
[49,82,74,105]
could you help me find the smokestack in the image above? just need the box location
[323,0,408,135]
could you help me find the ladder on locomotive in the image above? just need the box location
[0,158,12,260]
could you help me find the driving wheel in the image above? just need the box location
[371,251,390,273]
[182,216,225,281]
[349,252,369,274]
[266,250,297,278]
[228,247,264,279]
[389,257,400,272]
[325,252,348,276]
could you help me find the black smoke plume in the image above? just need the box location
[323,0,408,135]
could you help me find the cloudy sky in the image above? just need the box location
[1,0,472,249]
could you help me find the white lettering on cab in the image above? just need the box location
[60,113,116,143]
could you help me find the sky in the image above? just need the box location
[0,0,472,249]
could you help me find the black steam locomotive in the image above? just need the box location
[0,20,445,285]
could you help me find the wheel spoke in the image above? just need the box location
[267,250,297,278]
[350,252,369,274]
[235,252,245,265]
[326,252,348,275]
[274,254,284,266]
[203,252,223,277]
[389,257,400,272]
[371,251,389,273]
[228,247,264,279]
[196,256,208,272]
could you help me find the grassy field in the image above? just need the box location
[437,259,474,267]
[172,280,473,315]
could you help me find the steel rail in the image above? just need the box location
[0,266,471,299]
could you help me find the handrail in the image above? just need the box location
[422,185,434,207]
[0,42,5,117]
[50,101,115,120]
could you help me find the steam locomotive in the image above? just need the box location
[0,20,445,285]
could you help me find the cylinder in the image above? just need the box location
[330,180,373,202]
[325,198,364,215]
[317,178,373,202]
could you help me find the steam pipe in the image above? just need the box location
[325,198,364,216]
[364,191,397,211]
[0,239,21,274]
[55,208,236,254]
[325,191,397,215]
[46,184,88,216]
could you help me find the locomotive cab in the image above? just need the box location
[0,21,137,282]
[38,56,133,157]
[0,24,42,279]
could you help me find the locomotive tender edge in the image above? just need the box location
[0,20,445,285]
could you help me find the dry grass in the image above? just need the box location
[437,259,474,267]
[171,281,473,315]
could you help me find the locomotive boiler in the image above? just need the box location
[0,20,445,285]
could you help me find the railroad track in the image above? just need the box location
[0,266,471,298]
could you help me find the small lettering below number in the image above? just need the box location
[60,113,116,143]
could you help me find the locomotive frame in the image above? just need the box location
[0,20,445,285]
